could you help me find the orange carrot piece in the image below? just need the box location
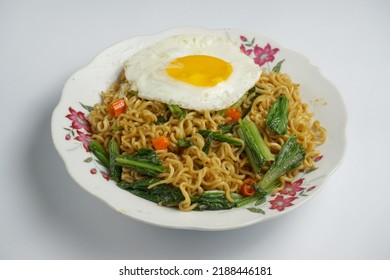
[152,136,170,150]
[225,107,242,123]
[108,99,126,117]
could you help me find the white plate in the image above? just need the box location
[51,27,347,231]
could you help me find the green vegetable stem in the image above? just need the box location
[89,140,109,168]
[115,148,166,176]
[237,118,274,173]
[108,139,121,182]
[198,129,242,154]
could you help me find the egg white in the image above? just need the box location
[123,35,261,111]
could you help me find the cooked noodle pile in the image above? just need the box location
[88,70,326,211]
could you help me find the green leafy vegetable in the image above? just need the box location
[198,130,242,154]
[167,104,187,120]
[117,178,184,206]
[259,134,306,193]
[219,122,238,134]
[108,139,121,182]
[117,177,161,191]
[155,116,167,124]
[115,148,166,176]
[266,95,289,135]
[237,118,274,173]
[89,140,109,168]
[194,190,237,211]
[119,180,242,209]
[177,138,193,148]
[193,189,270,210]
[147,184,185,206]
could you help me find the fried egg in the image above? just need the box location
[123,35,261,111]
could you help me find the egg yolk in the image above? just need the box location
[165,55,233,87]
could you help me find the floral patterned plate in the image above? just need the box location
[51,27,347,230]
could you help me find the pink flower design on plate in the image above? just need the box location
[269,195,296,211]
[240,44,253,56]
[240,35,248,42]
[253,43,279,66]
[279,178,304,196]
[101,172,110,181]
[74,130,92,152]
[66,107,92,133]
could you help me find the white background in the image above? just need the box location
[1,0,389,259]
